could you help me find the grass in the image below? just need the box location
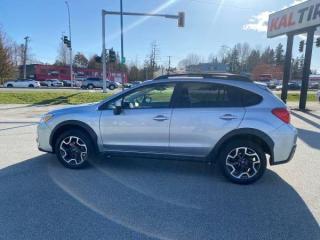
[275,93,317,102]
[0,92,112,105]
[0,91,317,105]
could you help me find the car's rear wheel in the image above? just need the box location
[87,84,94,89]
[55,130,94,169]
[7,84,13,88]
[219,140,266,184]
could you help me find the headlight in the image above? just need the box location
[40,113,54,123]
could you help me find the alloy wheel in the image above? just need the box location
[59,136,88,166]
[225,147,261,179]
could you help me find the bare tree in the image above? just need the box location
[178,53,202,68]
[73,52,88,68]
[0,31,15,84]
[55,42,69,66]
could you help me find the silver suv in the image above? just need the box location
[37,74,297,184]
[81,77,118,90]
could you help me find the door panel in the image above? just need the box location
[99,82,176,154]
[169,108,244,157]
[169,82,245,157]
[100,109,172,153]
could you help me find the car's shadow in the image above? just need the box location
[0,154,319,240]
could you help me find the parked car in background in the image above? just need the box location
[132,81,143,86]
[37,73,297,184]
[275,82,301,91]
[266,82,277,90]
[42,79,64,87]
[309,82,319,90]
[316,90,320,102]
[4,79,40,88]
[62,80,82,87]
[81,77,118,90]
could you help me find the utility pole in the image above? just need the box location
[23,36,29,79]
[120,0,125,90]
[65,1,73,87]
[167,56,172,74]
[102,11,107,93]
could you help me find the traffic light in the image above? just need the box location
[109,49,116,63]
[316,37,320,47]
[178,12,185,27]
[95,56,102,63]
[63,36,68,44]
[299,40,304,52]
[63,36,71,48]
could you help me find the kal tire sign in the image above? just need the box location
[268,0,320,38]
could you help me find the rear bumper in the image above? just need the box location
[269,124,297,165]
[270,144,296,166]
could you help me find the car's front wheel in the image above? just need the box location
[219,140,267,184]
[109,84,115,90]
[55,130,94,169]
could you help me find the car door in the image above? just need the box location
[15,80,24,87]
[169,82,246,157]
[99,82,176,153]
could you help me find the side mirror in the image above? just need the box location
[113,100,122,115]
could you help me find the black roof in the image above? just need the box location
[153,73,251,82]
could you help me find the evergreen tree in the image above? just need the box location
[275,43,285,66]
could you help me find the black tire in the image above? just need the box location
[109,84,115,90]
[54,130,94,169]
[87,84,94,89]
[7,84,13,88]
[28,84,34,88]
[219,140,267,184]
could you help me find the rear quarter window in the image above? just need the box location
[240,89,263,107]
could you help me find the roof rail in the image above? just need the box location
[153,73,251,82]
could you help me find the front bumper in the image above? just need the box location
[37,122,53,153]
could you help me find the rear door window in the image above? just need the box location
[174,82,262,108]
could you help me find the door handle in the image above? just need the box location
[220,114,238,120]
[153,115,169,121]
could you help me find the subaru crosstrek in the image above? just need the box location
[37,73,297,184]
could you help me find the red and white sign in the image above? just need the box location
[268,0,320,38]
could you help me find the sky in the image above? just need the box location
[0,0,319,70]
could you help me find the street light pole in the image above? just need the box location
[23,36,29,79]
[120,0,124,90]
[101,10,184,91]
[102,10,107,93]
[65,1,73,87]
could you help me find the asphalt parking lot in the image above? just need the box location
[0,103,319,240]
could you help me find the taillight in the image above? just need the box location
[272,108,290,124]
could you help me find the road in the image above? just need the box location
[0,103,319,240]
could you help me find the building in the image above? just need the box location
[251,64,283,81]
[185,63,229,73]
[19,64,127,83]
